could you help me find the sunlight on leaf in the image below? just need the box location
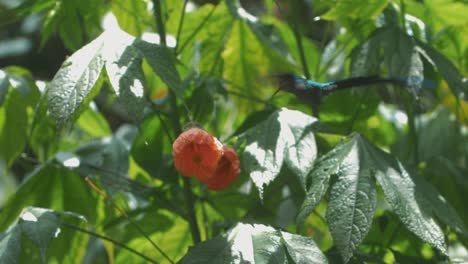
[242,108,318,199]
[48,32,106,126]
[179,223,327,264]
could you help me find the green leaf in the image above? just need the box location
[360,137,448,255]
[111,0,147,36]
[130,115,172,179]
[418,41,468,100]
[104,29,147,122]
[350,30,382,77]
[0,207,87,264]
[296,142,348,226]
[381,27,424,93]
[282,112,318,188]
[75,107,112,138]
[115,212,191,263]
[232,109,276,138]
[0,225,21,264]
[0,70,9,106]
[48,32,106,126]
[298,135,377,262]
[407,166,468,237]
[298,134,463,260]
[19,207,61,262]
[321,0,389,21]
[242,108,318,198]
[0,162,98,230]
[133,39,183,95]
[0,89,29,167]
[226,0,292,61]
[326,138,377,263]
[415,107,462,162]
[179,223,327,264]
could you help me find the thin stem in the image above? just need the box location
[152,0,201,245]
[209,19,235,75]
[183,177,202,243]
[177,4,217,55]
[290,4,310,79]
[61,222,158,263]
[85,178,175,264]
[290,1,319,116]
[402,91,419,164]
[153,0,166,46]
[225,90,271,105]
[175,0,189,53]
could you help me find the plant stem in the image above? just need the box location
[290,1,320,116]
[152,0,166,46]
[183,177,202,243]
[175,0,189,53]
[61,222,158,263]
[176,3,217,55]
[151,0,201,244]
[403,92,419,164]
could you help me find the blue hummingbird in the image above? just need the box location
[274,73,434,101]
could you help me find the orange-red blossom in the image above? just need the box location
[172,128,240,191]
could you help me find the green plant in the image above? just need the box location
[0,0,467,263]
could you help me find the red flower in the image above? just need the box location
[172,128,223,181]
[204,146,241,191]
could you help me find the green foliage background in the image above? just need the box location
[0,0,467,263]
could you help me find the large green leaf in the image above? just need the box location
[298,134,466,261]
[326,138,377,263]
[179,223,327,264]
[48,32,106,126]
[363,135,467,254]
[47,25,183,125]
[0,89,28,167]
[0,162,99,230]
[242,108,318,198]
[298,135,377,262]
[0,207,88,264]
[0,67,39,166]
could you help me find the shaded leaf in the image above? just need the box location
[0,225,21,264]
[133,39,183,95]
[418,42,468,100]
[0,88,29,167]
[365,140,447,255]
[0,207,87,264]
[0,162,98,230]
[104,29,147,122]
